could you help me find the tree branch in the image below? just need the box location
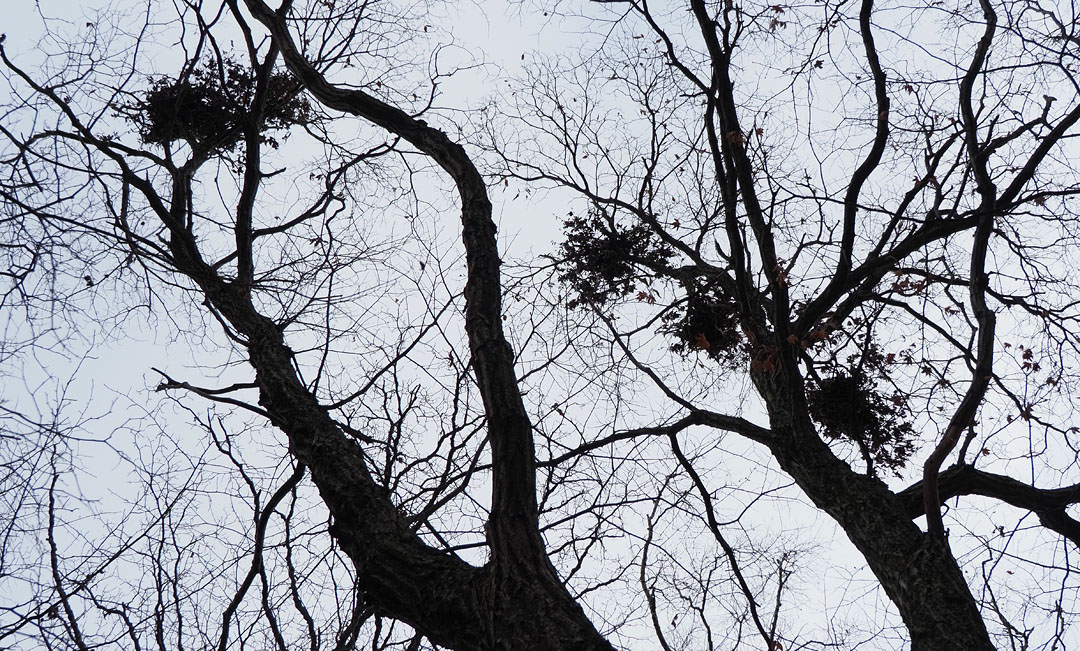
[899,465,1080,549]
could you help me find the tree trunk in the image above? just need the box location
[757,377,995,650]
[221,287,612,650]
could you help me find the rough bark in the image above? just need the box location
[151,180,612,648]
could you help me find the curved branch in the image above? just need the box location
[923,0,998,544]
[238,0,540,552]
[669,432,774,647]
[217,463,306,651]
[232,2,613,647]
[540,411,773,468]
[899,465,1080,549]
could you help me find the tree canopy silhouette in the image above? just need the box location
[2,0,1080,649]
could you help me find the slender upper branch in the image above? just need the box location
[795,0,890,336]
[922,0,999,543]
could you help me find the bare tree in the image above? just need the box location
[1,0,1079,650]
[490,0,1080,648]
[1,0,612,648]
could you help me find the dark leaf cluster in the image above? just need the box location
[121,58,311,153]
[559,210,673,309]
[807,370,916,475]
[662,278,743,363]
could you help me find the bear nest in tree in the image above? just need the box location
[661,279,743,363]
[559,209,673,309]
[806,371,916,475]
[559,210,743,363]
[123,58,311,153]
